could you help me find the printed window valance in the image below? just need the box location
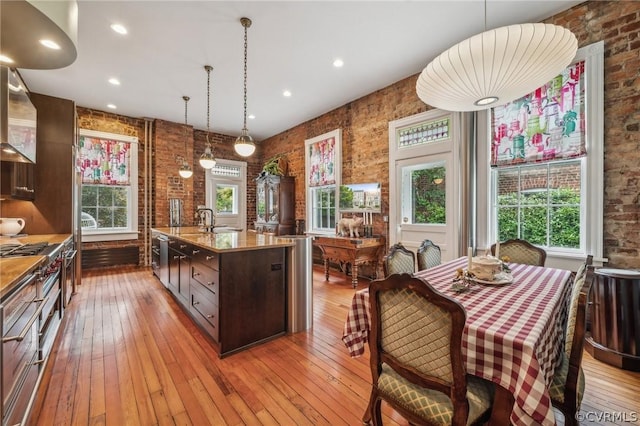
[308,136,337,187]
[491,60,586,167]
[78,135,132,185]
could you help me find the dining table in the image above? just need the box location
[342,256,573,426]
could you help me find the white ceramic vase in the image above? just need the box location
[0,218,26,236]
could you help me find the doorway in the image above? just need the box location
[204,159,247,230]
[388,109,468,261]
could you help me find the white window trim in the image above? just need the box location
[481,41,605,270]
[79,129,139,243]
[305,128,342,234]
[205,158,247,227]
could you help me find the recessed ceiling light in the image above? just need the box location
[110,23,128,35]
[283,90,292,97]
[333,58,344,68]
[0,54,14,64]
[40,39,61,50]
[108,78,121,86]
[107,104,117,109]
[248,114,256,120]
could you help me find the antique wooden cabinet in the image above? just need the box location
[254,174,295,235]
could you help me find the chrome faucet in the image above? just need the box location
[195,208,215,232]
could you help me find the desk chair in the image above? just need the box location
[417,239,441,271]
[383,243,415,276]
[491,238,546,266]
[364,274,494,425]
[549,263,595,426]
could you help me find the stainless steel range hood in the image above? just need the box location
[1,67,37,163]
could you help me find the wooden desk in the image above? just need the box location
[313,235,384,288]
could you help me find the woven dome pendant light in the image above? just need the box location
[178,95,193,178]
[199,65,216,169]
[416,2,577,112]
[234,17,256,157]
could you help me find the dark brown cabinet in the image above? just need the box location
[255,174,295,235]
[167,238,191,305]
[189,246,286,357]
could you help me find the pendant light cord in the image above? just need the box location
[205,65,213,146]
[242,20,248,130]
[183,96,189,152]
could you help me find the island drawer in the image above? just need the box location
[191,263,219,302]
[190,284,219,341]
[191,248,219,270]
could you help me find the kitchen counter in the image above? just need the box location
[0,233,72,300]
[151,227,294,252]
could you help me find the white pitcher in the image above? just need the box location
[0,218,26,236]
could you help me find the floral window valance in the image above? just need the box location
[308,135,337,187]
[491,60,586,167]
[78,135,132,185]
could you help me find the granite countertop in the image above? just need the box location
[152,227,294,253]
[0,234,72,301]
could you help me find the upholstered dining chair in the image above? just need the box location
[417,239,441,271]
[549,263,595,426]
[364,273,494,425]
[490,238,546,266]
[383,243,415,276]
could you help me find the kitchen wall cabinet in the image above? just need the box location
[255,174,295,235]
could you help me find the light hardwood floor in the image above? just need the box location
[29,266,640,426]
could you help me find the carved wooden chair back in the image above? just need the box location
[364,273,494,425]
[417,239,441,271]
[491,238,546,266]
[383,243,415,276]
[549,262,594,426]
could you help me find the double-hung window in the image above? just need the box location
[489,42,604,260]
[78,129,138,242]
[305,129,341,233]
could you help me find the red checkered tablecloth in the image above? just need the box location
[342,257,572,426]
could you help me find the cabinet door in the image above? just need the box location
[257,180,266,222]
[168,248,180,295]
[267,180,280,222]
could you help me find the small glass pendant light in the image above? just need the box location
[234,17,256,157]
[199,65,216,169]
[178,96,193,179]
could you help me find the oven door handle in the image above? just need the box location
[2,296,49,343]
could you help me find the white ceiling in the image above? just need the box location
[19,0,584,141]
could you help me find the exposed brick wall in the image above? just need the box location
[544,1,640,267]
[76,107,147,265]
[261,1,640,268]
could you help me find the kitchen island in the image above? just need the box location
[151,227,295,357]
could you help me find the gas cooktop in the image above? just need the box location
[0,242,55,258]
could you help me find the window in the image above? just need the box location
[493,160,582,250]
[403,162,446,225]
[488,41,604,261]
[205,160,246,229]
[305,129,342,233]
[78,129,138,242]
[310,186,337,231]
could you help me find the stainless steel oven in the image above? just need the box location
[60,238,76,308]
[0,241,63,425]
[1,271,43,425]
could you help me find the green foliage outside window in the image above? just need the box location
[497,188,580,248]
[216,186,234,213]
[82,185,128,229]
[412,167,446,224]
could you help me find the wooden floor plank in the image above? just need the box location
[28,265,640,426]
